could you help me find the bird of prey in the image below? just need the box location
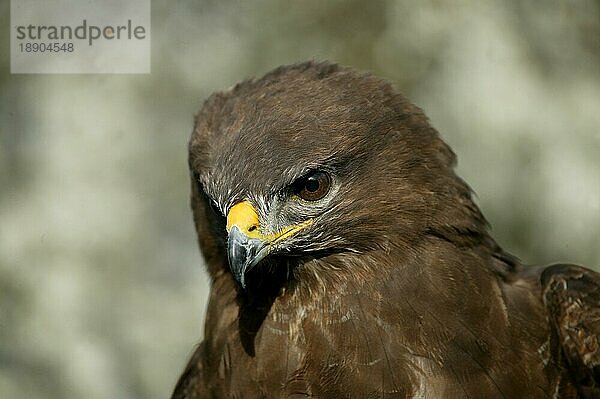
[172,61,600,398]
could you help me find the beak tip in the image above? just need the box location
[238,275,246,290]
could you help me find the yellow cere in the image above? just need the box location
[226,200,313,242]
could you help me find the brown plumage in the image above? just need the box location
[172,61,600,398]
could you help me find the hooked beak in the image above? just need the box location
[226,200,312,289]
[227,225,270,288]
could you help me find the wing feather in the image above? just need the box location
[541,264,600,397]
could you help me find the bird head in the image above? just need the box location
[189,62,491,289]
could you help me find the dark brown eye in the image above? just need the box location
[295,171,331,201]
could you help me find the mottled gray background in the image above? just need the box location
[1,1,599,398]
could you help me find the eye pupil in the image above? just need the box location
[305,177,320,192]
[295,171,331,201]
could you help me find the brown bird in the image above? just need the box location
[173,61,600,398]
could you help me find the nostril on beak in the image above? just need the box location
[248,225,257,232]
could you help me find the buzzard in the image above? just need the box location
[173,61,600,398]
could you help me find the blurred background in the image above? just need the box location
[1,0,599,398]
